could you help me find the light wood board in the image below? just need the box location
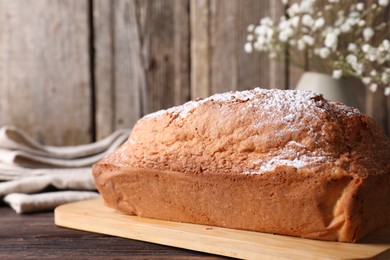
[55,198,390,259]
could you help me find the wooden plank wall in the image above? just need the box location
[0,0,91,145]
[0,0,388,145]
[93,0,190,139]
[190,0,287,98]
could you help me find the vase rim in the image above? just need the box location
[302,71,331,77]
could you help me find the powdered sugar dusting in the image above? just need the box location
[288,141,306,148]
[259,158,309,172]
[143,87,328,120]
[143,109,166,120]
[245,155,328,174]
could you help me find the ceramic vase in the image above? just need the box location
[295,71,365,112]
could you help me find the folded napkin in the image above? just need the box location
[0,126,131,213]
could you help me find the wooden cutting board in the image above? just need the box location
[55,198,390,259]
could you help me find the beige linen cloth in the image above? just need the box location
[0,126,131,213]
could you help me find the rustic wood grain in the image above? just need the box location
[112,0,144,131]
[268,1,288,90]
[136,0,190,114]
[0,206,224,260]
[209,0,239,94]
[94,0,190,137]
[172,0,191,105]
[289,66,306,90]
[238,0,287,90]
[190,0,211,99]
[191,0,286,99]
[287,0,305,90]
[0,0,92,145]
[93,0,115,140]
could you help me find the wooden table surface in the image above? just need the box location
[0,205,226,260]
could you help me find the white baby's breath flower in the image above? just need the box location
[247,24,255,32]
[260,17,273,26]
[269,52,277,59]
[245,0,389,96]
[384,87,390,96]
[244,42,253,53]
[358,20,366,27]
[319,47,331,58]
[332,69,342,79]
[255,25,273,40]
[253,41,264,51]
[362,77,372,84]
[287,3,301,17]
[367,47,378,61]
[369,83,378,92]
[363,28,374,41]
[381,39,390,50]
[346,54,357,65]
[300,0,316,13]
[302,14,314,27]
[291,16,300,28]
[266,27,274,39]
[345,17,359,27]
[340,23,351,33]
[356,3,364,11]
[354,63,365,75]
[254,25,263,35]
[278,19,289,30]
[382,73,389,84]
[347,43,357,52]
[325,4,332,10]
[313,18,325,30]
[297,39,306,50]
[302,35,314,46]
[378,0,389,7]
[279,30,290,42]
[349,11,359,18]
[256,36,265,46]
[362,44,371,53]
[324,32,338,49]
[335,16,345,27]
[333,28,341,35]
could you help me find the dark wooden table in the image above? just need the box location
[0,205,226,260]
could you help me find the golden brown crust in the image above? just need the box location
[93,88,390,242]
[93,164,390,242]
